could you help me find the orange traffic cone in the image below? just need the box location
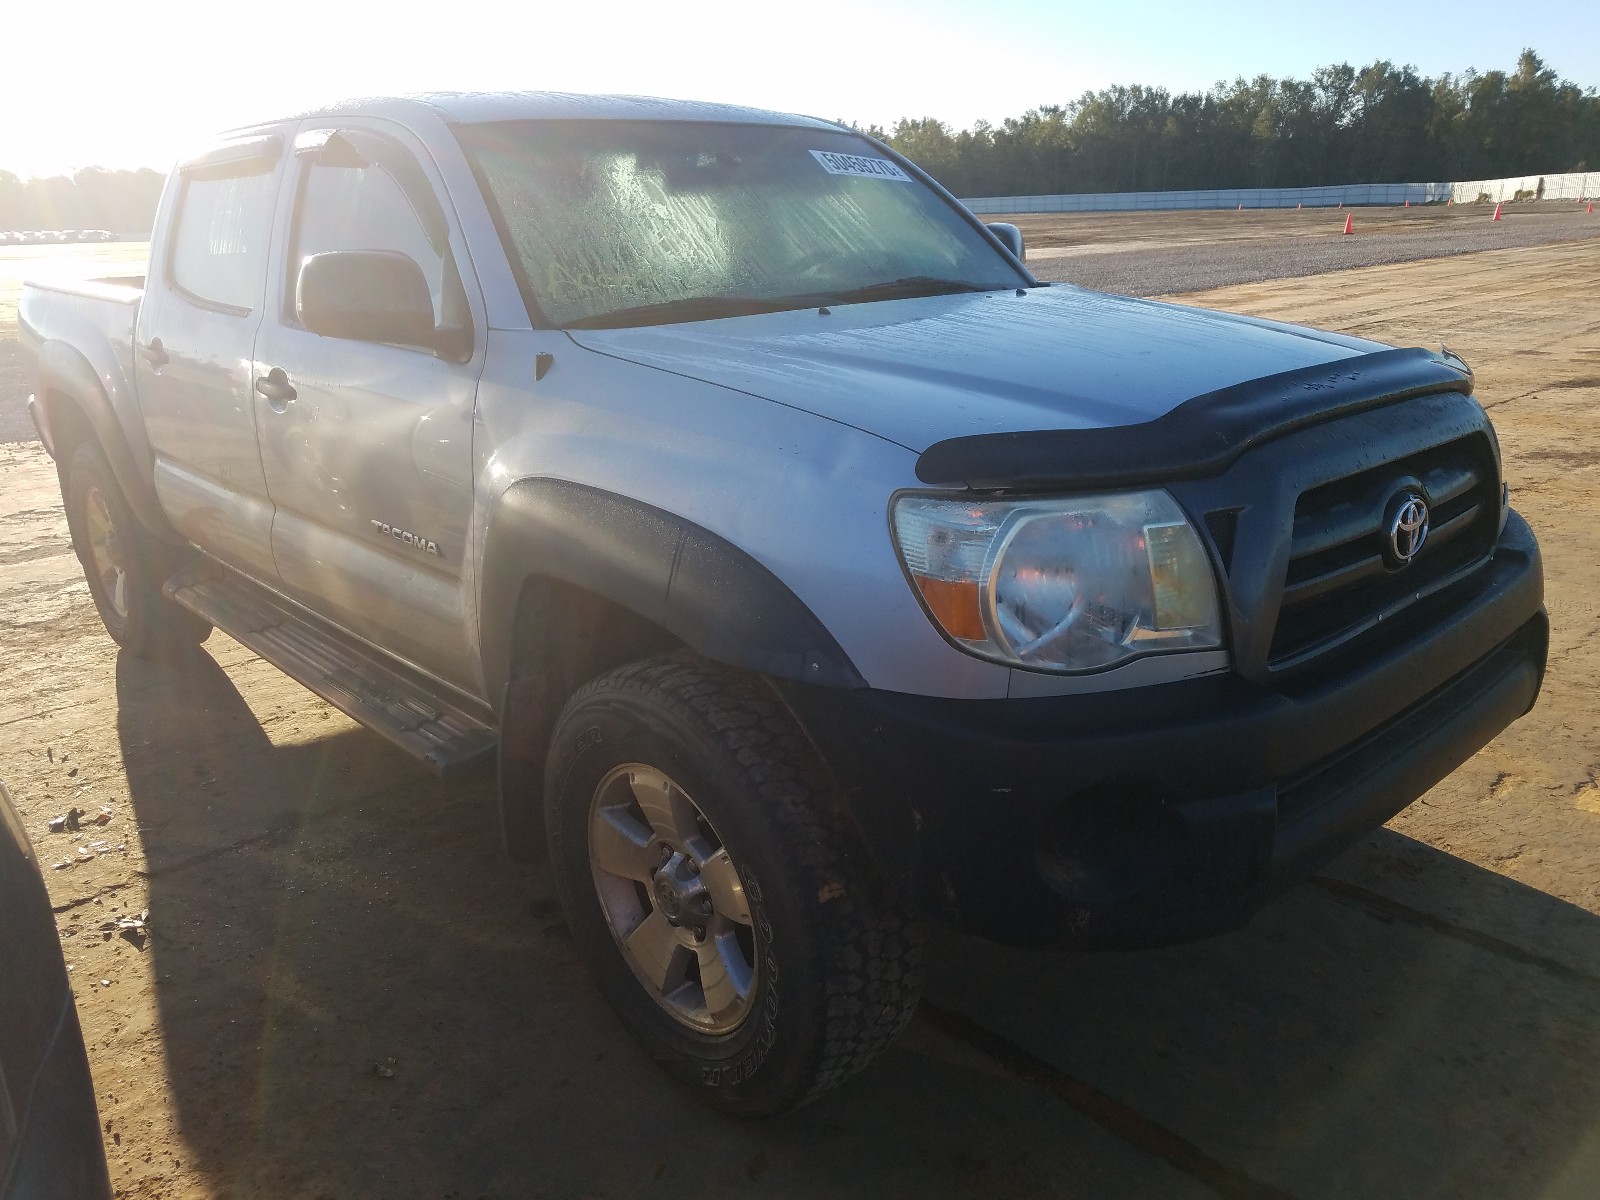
[1404,199,1410,207]
[1343,213,1353,235]
[1589,202,1594,214]
[1296,201,1302,210]
[1492,202,1503,221]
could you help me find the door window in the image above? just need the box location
[169,170,276,311]
[291,143,456,330]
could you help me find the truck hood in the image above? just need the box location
[566,285,1382,453]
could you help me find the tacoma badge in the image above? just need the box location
[370,519,441,557]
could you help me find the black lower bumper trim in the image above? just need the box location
[1270,629,1540,887]
[776,512,1546,950]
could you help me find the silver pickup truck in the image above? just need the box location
[19,91,1546,1115]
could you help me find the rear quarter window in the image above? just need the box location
[168,171,276,311]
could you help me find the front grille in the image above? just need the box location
[1270,434,1498,664]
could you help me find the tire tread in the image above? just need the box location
[561,651,926,1110]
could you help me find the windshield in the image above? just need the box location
[455,119,1029,328]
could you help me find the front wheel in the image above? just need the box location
[544,653,924,1115]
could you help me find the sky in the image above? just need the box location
[4,0,1597,178]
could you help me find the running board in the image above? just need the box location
[164,565,498,779]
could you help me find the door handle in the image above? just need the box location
[254,367,297,411]
[140,338,168,368]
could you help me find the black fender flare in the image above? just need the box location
[479,478,865,708]
[34,341,175,540]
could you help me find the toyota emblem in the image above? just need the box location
[1386,492,1430,566]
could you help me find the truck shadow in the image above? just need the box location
[115,649,1600,1200]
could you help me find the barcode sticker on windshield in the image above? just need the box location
[810,150,913,181]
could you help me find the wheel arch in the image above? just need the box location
[479,478,864,707]
[484,478,865,862]
[34,343,174,541]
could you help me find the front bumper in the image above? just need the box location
[777,509,1546,950]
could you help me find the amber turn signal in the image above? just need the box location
[912,575,986,642]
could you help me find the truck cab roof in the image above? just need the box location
[279,90,843,132]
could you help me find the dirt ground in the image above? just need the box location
[2,228,1600,1198]
[1012,203,1600,295]
[1001,200,1587,253]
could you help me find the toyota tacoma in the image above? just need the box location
[18,92,1546,1114]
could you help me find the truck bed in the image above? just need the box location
[17,274,142,363]
[16,273,146,469]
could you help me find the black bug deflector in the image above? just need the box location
[914,346,1474,491]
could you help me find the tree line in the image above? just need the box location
[0,167,165,237]
[868,50,1599,198]
[3,49,1595,237]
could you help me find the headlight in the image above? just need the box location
[891,490,1223,672]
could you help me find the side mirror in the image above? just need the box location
[986,222,1025,262]
[297,250,444,352]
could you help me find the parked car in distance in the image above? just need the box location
[17,91,1547,1115]
[0,782,113,1199]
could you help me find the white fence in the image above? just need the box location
[960,171,1599,214]
[1448,172,1596,203]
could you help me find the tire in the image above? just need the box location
[544,652,925,1115]
[63,441,210,657]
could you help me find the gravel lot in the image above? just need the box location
[1018,204,1600,295]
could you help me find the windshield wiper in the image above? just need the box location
[563,294,806,330]
[562,276,994,330]
[809,276,991,306]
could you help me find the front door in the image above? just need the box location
[250,122,483,697]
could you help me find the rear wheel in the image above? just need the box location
[64,442,210,656]
[545,653,924,1115]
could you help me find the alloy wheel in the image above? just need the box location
[587,764,758,1033]
[82,484,129,623]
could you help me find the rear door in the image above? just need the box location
[136,130,288,582]
[250,121,484,696]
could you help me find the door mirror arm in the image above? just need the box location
[426,325,474,363]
